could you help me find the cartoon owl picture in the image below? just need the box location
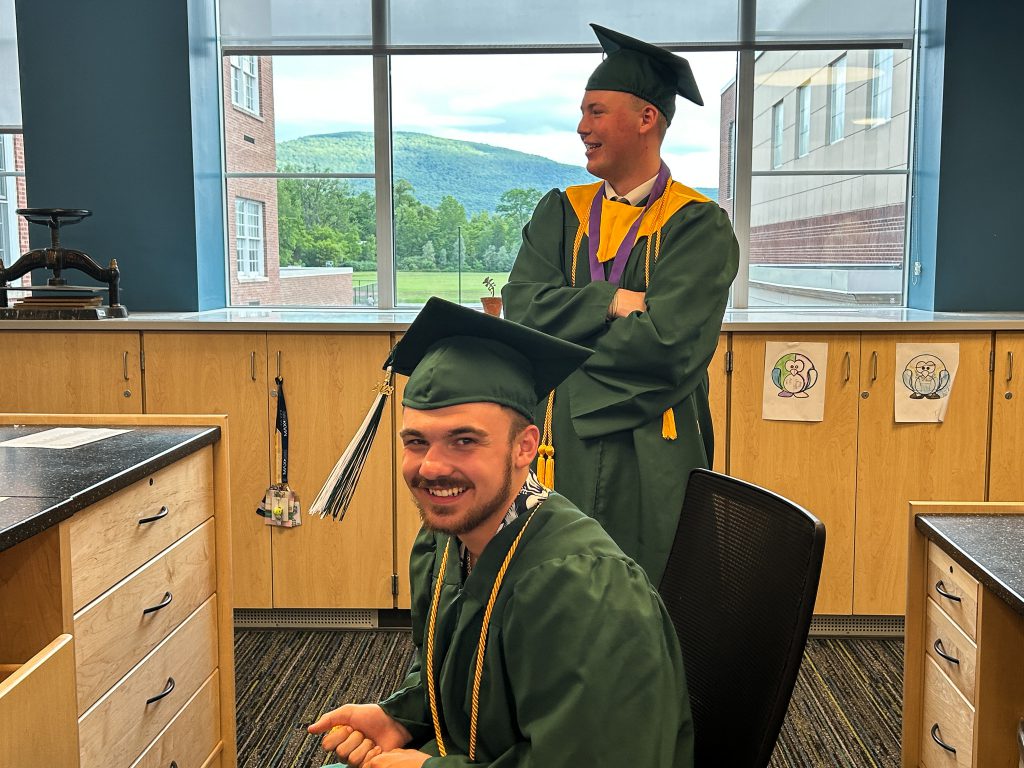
[771,353,818,398]
[903,354,950,399]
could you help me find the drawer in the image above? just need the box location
[0,634,79,767]
[130,669,220,768]
[69,446,214,611]
[926,542,979,641]
[921,655,974,768]
[78,595,219,768]
[924,597,978,703]
[75,519,217,713]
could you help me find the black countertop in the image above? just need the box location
[0,424,220,552]
[916,514,1024,618]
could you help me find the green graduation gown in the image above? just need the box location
[502,182,739,584]
[379,493,693,767]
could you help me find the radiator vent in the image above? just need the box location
[234,608,378,629]
[809,614,904,638]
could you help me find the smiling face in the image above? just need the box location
[577,90,661,192]
[400,402,539,545]
[916,360,936,376]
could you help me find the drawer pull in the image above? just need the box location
[138,505,169,525]
[146,676,176,705]
[930,723,957,754]
[932,638,960,665]
[934,580,962,603]
[142,591,174,615]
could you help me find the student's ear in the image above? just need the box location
[514,423,540,469]
[639,104,660,133]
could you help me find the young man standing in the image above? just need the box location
[502,25,740,584]
[309,298,694,768]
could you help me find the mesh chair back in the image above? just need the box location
[659,469,825,768]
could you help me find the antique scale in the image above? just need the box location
[0,207,127,319]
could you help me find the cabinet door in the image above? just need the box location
[990,332,1024,502]
[0,331,141,413]
[142,332,273,608]
[729,333,860,614]
[854,333,991,615]
[268,334,394,608]
[708,333,729,473]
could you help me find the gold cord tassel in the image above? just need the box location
[538,391,556,488]
[662,407,677,440]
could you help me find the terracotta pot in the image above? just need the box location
[481,296,503,317]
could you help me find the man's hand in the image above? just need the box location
[365,748,432,767]
[308,704,412,766]
[607,289,647,319]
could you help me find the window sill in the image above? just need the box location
[237,275,269,283]
[231,104,264,122]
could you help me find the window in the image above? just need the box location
[0,133,26,270]
[828,55,846,144]
[235,198,265,277]
[217,1,916,309]
[230,55,260,115]
[796,83,811,157]
[771,101,785,169]
[870,49,894,125]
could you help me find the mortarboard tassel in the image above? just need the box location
[309,367,395,522]
[661,407,677,440]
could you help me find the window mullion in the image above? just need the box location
[372,0,395,309]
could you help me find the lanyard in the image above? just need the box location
[275,375,289,484]
[586,161,671,285]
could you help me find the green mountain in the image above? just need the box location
[277,131,718,214]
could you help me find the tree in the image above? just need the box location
[496,188,543,231]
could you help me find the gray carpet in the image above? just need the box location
[234,630,902,767]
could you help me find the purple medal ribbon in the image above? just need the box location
[587,161,671,285]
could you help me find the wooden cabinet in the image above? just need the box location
[0,331,142,413]
[267,334,395,608]
[708,334,729,473]
[730,333,860,614]
[143,332,273,607]
[0,414,236,768]
[989,332,1024,502]
[854,333,990,615]
[903,505,1024,768]
[729,332,991,616]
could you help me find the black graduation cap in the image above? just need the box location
[586,23,703,124]
[309,297,592,522]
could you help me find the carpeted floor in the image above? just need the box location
[234,630,903,768]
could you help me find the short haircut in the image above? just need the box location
[507,408,533,443]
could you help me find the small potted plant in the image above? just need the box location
[481,277,502,317]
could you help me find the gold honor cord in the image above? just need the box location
[424,508,538,761]
[540,184,676,488]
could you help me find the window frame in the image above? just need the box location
[234,196,266,278]
[796,82,811,158]
[870,48,894,126]
[771,100,785,169]
[828,54,847,144]
[229,55,260,115]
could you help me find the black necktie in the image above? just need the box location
[611,196,631,205]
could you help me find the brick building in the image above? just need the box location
[720,49,911,306]
[222,55,353,307]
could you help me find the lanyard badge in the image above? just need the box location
[257,376,302,527]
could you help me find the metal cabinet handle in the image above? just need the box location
[1008,351,1014,383]
[251,351,257,381]
[935,580,962,603]
[933,638,960,665]
[123,351,130,381]
[276,350,282,377]
[843,351,851,382]
[142,591,173,615]
[930,723,957,754]
[870,351,878,382]
[138,505,169,525]
[146,677,176,705]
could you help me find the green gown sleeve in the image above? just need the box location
[502,189,618,344]
[377,530,437,745]
[421,556,693,768]
[568,202,738,437]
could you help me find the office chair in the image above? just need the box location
[659,469,826,768]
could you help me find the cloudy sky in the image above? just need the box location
[272,51,737,189]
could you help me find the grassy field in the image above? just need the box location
[354,271,511,305]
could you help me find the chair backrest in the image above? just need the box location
[659,469,825,768]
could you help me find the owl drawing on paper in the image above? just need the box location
[903,354,950,399]
[771,353,818,398]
